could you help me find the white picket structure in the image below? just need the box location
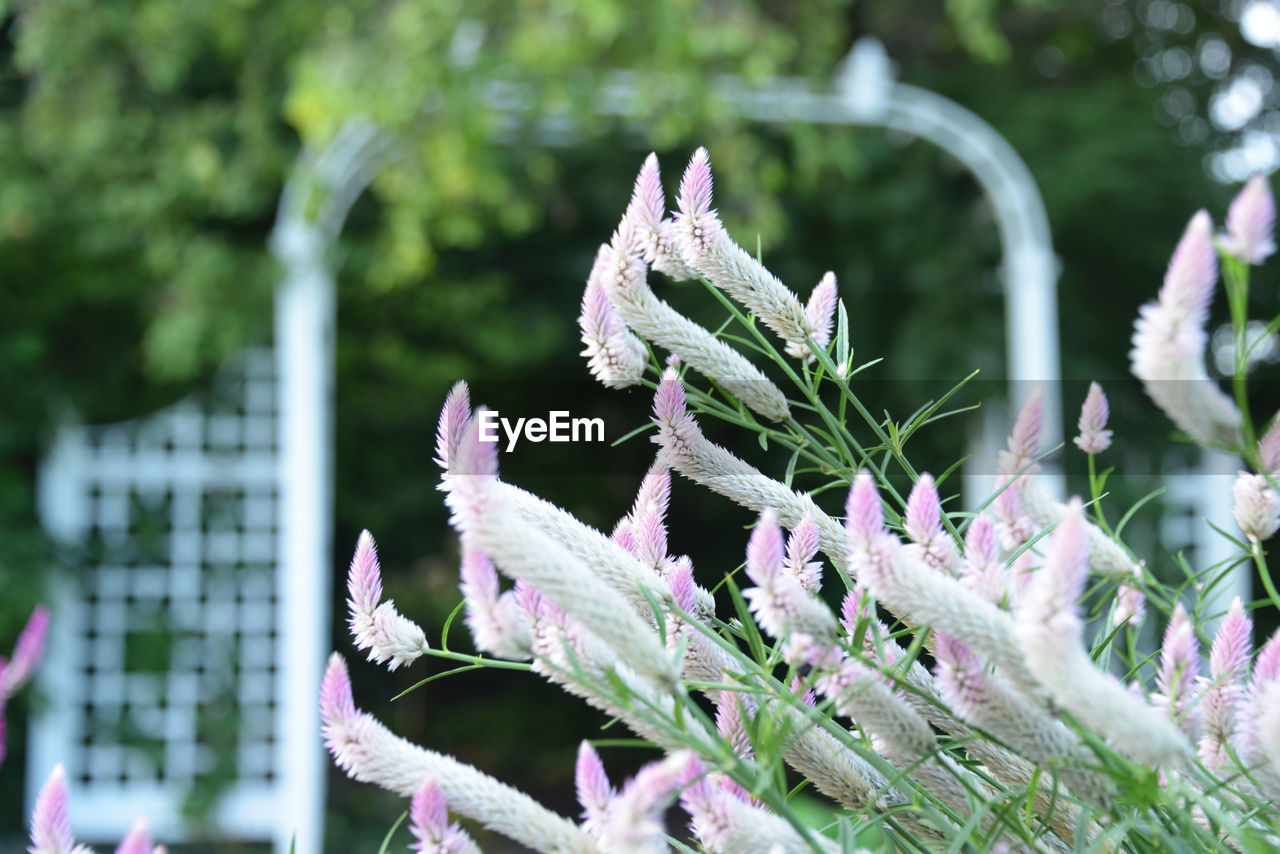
[33,350,287,842]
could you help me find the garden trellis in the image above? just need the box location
[31,124,385,850]
[29,34,1243,853]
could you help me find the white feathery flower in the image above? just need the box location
[320,655,601,853]
[346,530,428,671]
[680,757,844,854]
[851,526,1040,694]
[595,752,689,854]
[672,149,814,359]
[1222,173,1276,265]
[1250,679,1280,800]
[443,419,678,685]
[600,220,790,422]
[1018,476,1142,580]
[743,510,838,644]
[1015,501,1191,767]
[458,548,532,661]
[579,248,648,389]
[1233,471,1280,543]
[1130,210,1242,448]
[625,152,699,280]
[933,635,1114,810]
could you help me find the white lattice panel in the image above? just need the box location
[33,349,294,844]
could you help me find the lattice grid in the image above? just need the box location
[36,349,285,840]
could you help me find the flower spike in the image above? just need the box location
[433,381,472,472]
[1130,210,1242,447]
[29,764,79,854]
[410,778,478,854]
[1073,382,1113,455]
[114,819,153,854]
[1223,173,1276,265]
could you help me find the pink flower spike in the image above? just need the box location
[805,273,838,351]
[1224,173,1276,265]
[410,777,474,854]
[1253,630,1280,688]
[1073,381,1113,455]
[29,764,75,854]
[666,557,698,614]
[715,692,753,760]
[459,548,498,605]
[784,514,823,591]
[845,470,885,547]
[676,147,714,221]
[839,587,870,636]
[347,531,383,622]
[633,512,668,570]
[745,510,785,586]
[514,581,544,622]
[319,653,356,731]
[1162,210,1218,324]
[1155,602,1201,735]
[964,517,997,568]
[632,466,672,521]
[1028,498,1090,619]
[652,368,688,428]
[1233,471,1280,543]
[1008,389,1044,463]
[1259,416,1280,475]
[575,741,613,828]
[790,675,817,708]
[904,474,943,545]
[410,777,448,842]
[5,604,49,695]
[629,153,665,232]
[115,818,152,854]
[433,381,472,471]
[453,409,498,479]
[1113,569,1146,630]
[1211,597,1252,682]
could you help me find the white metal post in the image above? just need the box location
[269,120,386,854]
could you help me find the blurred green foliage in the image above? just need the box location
[0,0,1254,848]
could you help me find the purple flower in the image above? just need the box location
[783,514,823,591]
[1223,173,1276,265]
[433,382,472,472]
[844,470,886,550]
[575,741,613,834]
[960,517,1006,604]
[345,531,427,670]
[1259,416,1280,475]
[579,258,647,389]
[1130,210,1242,447]
[1154,602,1201,738]
[410,778,476,854]
[1073,381,1113,455]
[4,604,50,696]
[114,819,152,854]
[903,474,958,573]
[1112,565,1146,630]
[674,148,721,260]
[29,764,78,854]
[1233,471,1280,543]
[805,273,838,352]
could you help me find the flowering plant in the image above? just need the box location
[33,152,1280,851]
[315,151,1280,853]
